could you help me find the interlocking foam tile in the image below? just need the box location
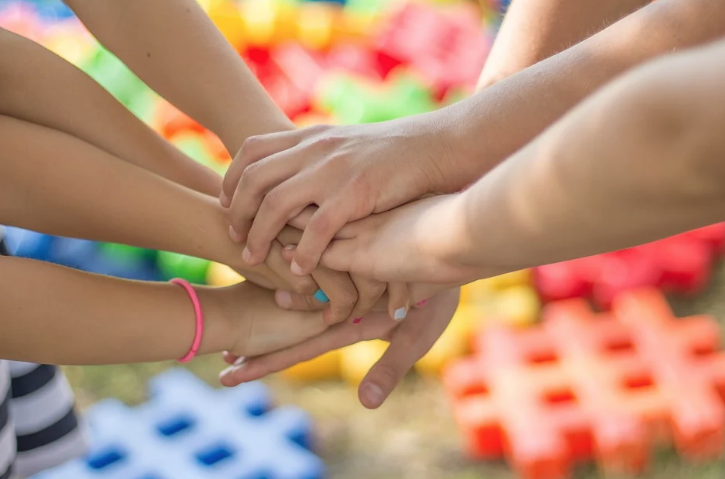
[32,369,325,479]
[444,288,725,479]
[535,224,725,309]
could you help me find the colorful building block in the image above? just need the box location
[156,251,210,285]
[375,2,489,94]
[444,288,725,479]
[534,224,725,309]
[206,262,245,287]
[32,369,325,479]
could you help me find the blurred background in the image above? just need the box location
[1,0,724,478]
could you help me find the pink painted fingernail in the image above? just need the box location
[353,317,362,324]
[416,299,429,307]
[242,247,252,263]
[290,260,304,276]
[275,290,293,309]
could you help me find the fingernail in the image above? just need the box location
[353,317,362,324]
[313,289,330,303]
[393,307,407,321]
[220,191,230,207]
[284,244,296,251]
[415,299,428,307]
[276,290,293,309]
[233,356,246,366]
[229,226,242,242]
[361,383,385,406]
[242,247,252,263]
[291,260,304,276]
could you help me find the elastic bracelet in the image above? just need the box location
[170,278,204,363]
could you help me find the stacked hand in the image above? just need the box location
[217,114,481,408]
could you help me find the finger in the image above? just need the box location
[291,204,351,276]
[311,268,358,325]
[221,130,302,207]
[228,149,307,246]
[275,290,327,311]
[219,312,392,386]
[318,238,356,273]
[287,205,318,231]
[265,240,318,295]
[346,276,386,323]
[222,351,240,365]
[358,327,433,409]
[242,175,316,266]
[387,282,410,322]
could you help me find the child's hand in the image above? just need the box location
[318,194,480,285]
[221,114,465,277]
[219,282,329,358]
[219,288,460,409]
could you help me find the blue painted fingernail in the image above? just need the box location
[313,289,329,303]
[394,307,407,321]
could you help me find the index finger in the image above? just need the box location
[221,130,301,207]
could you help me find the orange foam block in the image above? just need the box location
[444,288,725,479]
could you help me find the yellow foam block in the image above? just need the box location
[297,3,339,51]
[489,285,540,328]
[416,303,485,376]
[206,262,245,287]
[340,340,388,386]
[280,350,342,382]
[208,2,246,50]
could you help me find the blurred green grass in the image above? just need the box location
[64,264,725,479]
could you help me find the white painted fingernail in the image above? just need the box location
[233,356,246,366]
[393,307,407,321]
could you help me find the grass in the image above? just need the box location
[64,265,725,479]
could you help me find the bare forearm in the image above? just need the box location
[479,0,649,88]
[0,255,234,364]
[0,28,221,196]
[442,0,725,190]
[0,116,245,271]
[65,0,292,155]
[457,41,725,276]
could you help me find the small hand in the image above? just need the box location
[319,194,479,285]
[220,288,460,409]
[221,113,461,277]
[220,282,330,359]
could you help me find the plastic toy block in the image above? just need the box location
[314,70,436,123]
[326,43,383,79]
[443,288,725,479]
[296,2,340,50]
[33,369,325,479]
[281,350,343,382]
[206,262,245,287]
[170,131,228,175]
[534,224,725,308]
[207,1,246,51]
[239,0,299,48]
[375,2,489,94]
[340,340,388,385]
[153,102,206,140]
[157,251,210,284]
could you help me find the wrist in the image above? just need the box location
[194,286,238,355]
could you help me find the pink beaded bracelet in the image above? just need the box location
[170,278,204,363]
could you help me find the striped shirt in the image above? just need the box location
[0,235,87,478]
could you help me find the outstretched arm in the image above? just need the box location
[318,39,725,284]
[64,0,293,156]
[478,0,650,88]
[0,27,221,196]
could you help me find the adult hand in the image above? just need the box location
[221,112,465,277]
[219,288,460,409]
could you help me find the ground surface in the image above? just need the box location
[65,265,725,479]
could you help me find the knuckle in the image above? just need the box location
[263,186,285,209]
[240,135,263,156]
[293,278,318,295]
[373,363,402,387]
